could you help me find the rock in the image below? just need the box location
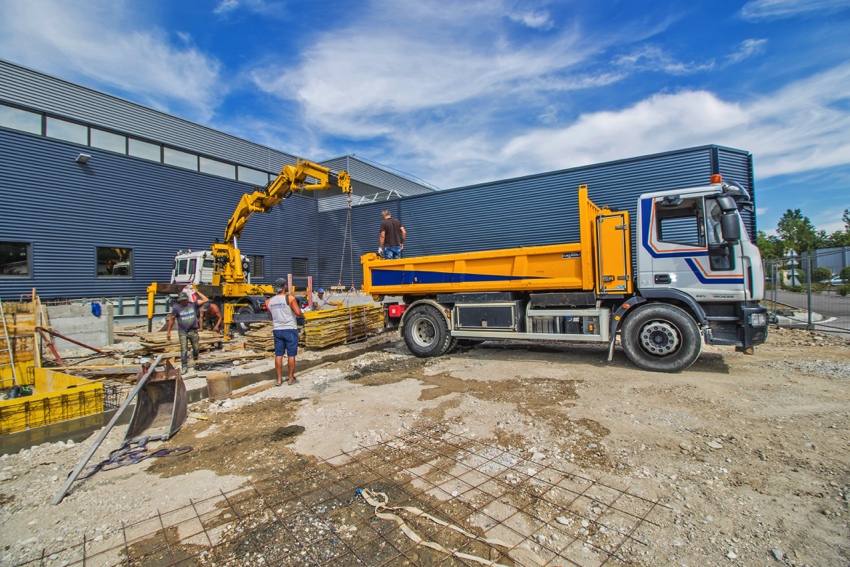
[706,441,723,450]
[555,516,571,525]
[771,548,784,561]
[679,442,693,452]
[0,471,13,482]
[727,551,737,559]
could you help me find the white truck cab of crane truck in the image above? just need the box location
[170,249,251,286]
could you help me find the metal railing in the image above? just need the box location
[763,255,850,335]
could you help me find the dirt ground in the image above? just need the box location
[1,326,849,566]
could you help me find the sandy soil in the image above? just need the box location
[1,326,848,566]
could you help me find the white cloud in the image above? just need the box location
[614,45,714,75]
[509,9,554,30]
[0,0,223,121]
[726,39,768,64]
[250,0,598,138]
[741,0,850,20]
[213,0,288,19]
[493,63,850,186]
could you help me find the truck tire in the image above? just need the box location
[621,303,701,373]
[234,303,255,335]
[403,305,453,358]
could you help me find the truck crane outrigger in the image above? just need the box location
[147,159,352,334]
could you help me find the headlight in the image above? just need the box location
[749,313,767,327]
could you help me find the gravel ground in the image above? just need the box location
[1,325,848,566]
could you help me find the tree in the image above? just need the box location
[756,230,784,259]
[844,209,850,232]
[813,266,832,283]
[776,209,819,253]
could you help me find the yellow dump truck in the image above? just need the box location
[361,181,768,372]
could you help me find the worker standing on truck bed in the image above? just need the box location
[266,278,303,386]
[379,210,406,259]
[167,289,209,374]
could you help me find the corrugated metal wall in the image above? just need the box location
[318,146,755,288]
[0,128,317,299]
[0,59,300,175]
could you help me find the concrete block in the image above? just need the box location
[46,303,114,353]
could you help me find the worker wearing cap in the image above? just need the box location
[266,278,303,386]
[312,288,328,310]
[167,289,209,374]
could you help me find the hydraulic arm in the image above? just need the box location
[213,159,352,285]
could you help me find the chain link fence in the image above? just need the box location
[763,252,850,335]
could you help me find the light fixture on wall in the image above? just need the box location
[76,153,91,164]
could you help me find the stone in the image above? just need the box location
[706,441,723,450]
[771,548,784,561]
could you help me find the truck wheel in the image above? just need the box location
[234,304,255,335]
[621,304,701,373]
[403,305,453,357]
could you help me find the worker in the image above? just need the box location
[266,278,303,386]
[200,302,223,333]
[166,289,209,374]
[312,288,333,310]
[378,209,406,259]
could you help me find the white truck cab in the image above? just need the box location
[170,250,251,286]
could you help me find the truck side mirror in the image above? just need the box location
[720,213,740,242]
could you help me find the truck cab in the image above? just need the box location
[170,250,250,286]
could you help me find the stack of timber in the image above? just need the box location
[138,331,222,355]
[303,304,383,348]
[243,323,306,352]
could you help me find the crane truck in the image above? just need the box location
[147,159,351,334]
[361,176,768,373]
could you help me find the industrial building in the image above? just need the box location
[0,59,756,300]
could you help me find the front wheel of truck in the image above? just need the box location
[621,303,701,373]
[403,305,452,357]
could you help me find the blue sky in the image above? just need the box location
[0,0,848,235]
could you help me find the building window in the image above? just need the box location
[0,241,31,277]
[96,247,133,277]
[90,128,126,154]
[164,147,198,171]
[46,117,88,145]
[248,255,265,278]
[0,104,41,135]
[291,257,308,278]
[200,157,236,179]
[128,138,161,162]
[238,166,270,186]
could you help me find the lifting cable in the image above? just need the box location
[336,194,369,342]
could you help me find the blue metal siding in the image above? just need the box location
[318,145,755,288]
[0,128,312,299]
[317,203,397,290]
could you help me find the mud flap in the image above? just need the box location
[124,359,188,444]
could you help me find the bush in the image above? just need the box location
[842,266,850,282]
[785,285,805,293]
[839,284,850,297]
[813,267,833,283]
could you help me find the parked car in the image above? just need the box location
[820,275,848,285]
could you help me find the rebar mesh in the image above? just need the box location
[15,425,670,566]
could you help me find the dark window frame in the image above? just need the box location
[95,246,133,278]
[0,241,32,278]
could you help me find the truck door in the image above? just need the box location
[595,210,632,294]
[638,196,745,301]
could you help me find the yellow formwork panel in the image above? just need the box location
[0,368,103,435]
[1,301,37,389]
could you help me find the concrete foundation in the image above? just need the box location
[46,304,114,354]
